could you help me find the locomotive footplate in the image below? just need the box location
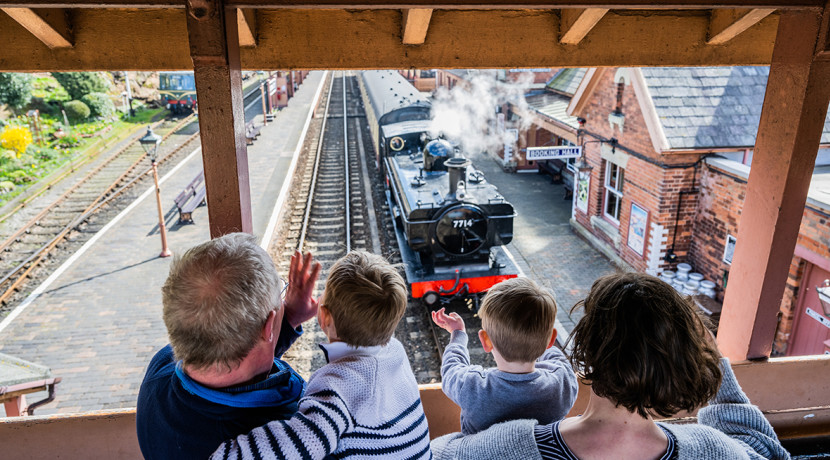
[386,191,519,309]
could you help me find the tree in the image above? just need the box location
[64,100,91,122]
[0,73,34,112]
[81,92,116,119]
[51,72,110,101]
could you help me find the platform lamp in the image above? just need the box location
[816,279,830,317]
[139,127,172,258]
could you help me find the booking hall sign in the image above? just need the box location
[525,145,582,161]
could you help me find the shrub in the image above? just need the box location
[0,73,34,112]
[81,92,115,119]
[0,181,15,192]
[0,126,33,156]
[7,170,33,185]
[53,132,82,149]
[27,145,59,161]
[64,100,90,122]
[31,76,70,102]
[51,72,110,100]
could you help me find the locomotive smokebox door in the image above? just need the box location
[434,205,488,257]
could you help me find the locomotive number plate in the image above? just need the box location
[453,219,474,228]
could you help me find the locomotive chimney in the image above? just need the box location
[445,157,471,200]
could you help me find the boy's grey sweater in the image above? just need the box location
[431,358,790,460]
[442,330,578,435]
[211,338,432,460]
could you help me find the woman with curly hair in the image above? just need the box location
[431,272,790,459]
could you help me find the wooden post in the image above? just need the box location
[186,0,253,237]
[718,10,830,360]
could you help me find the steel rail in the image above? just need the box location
[343,73,351,254]
[0,83,261,255]
[0,85,264,305]
[0,130,202,304]
[0,122,154,225]
[0,114,196,254]
[297,74,334,252]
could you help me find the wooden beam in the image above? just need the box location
[707,8,775,44]
[560,8,608,44]
[237,8,256,47]
[1,7,71,48]
[402,8,432,45]
[240,9,780,69]
[186,0,253,237]
[226,1,827,9]
[718,10,830,360]
[0,9,788,71]
[0,1,824,9]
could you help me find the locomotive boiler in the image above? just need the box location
[359,70,519,308]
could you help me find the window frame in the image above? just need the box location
[603,160,624,225]
[560,138,578,173]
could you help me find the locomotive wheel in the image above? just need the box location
[422,291,440,308]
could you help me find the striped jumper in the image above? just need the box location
[211,338,433,460]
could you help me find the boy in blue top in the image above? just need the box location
[431,276,578,435]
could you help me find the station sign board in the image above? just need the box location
[526,145,582,161]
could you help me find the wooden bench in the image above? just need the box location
[538,160,564,183]
[245,121,262,145]
[538,160,573,199]
[174,171,207,225]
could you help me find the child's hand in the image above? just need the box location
[431,308,465,333]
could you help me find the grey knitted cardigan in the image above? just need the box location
[431,358,790,460]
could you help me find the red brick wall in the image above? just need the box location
[572,68,700,274]
[688,163,745,299]
[689,162,830,355]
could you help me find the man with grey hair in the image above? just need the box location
[136,233,321,460]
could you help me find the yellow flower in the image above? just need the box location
[0,126,33,156]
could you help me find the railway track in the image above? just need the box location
[0,115,201,308]
[0,85,266,313]
[285,73,374,268]
[278,72,381,375]
[274,73,442,382]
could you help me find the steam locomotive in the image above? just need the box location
[358,70,518,308]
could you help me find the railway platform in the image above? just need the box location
[0,71,326,416]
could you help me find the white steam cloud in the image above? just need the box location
[429,70,536,157]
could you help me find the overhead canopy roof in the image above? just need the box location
[1,1,828,71]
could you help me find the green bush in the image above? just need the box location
[0,73,34,112]
[31,76,70,102]
[64,100,90,122]
[7,170,33,185]
[51,72,110,100]
[0,181,15,192]
[27,144,59,161]
[81,92,115,119]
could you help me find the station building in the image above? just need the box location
[494,66,830,357]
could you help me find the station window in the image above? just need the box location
[603,161,624,224]
[561,138,577,173]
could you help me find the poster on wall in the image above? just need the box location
[723,234,737,264]
[576,170,590,214]
[627,202,648,256]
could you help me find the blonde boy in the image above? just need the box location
[431,277,578,435]
[213,251,431,460]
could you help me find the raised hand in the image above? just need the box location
[283,251,322,329]
[431,307,465,333]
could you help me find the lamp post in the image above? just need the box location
[139,127,172,258]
